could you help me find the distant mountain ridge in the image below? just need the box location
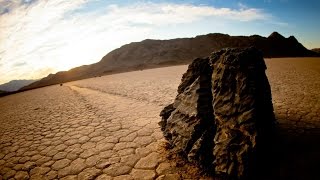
[0,79,36,92]
[312,48,320,53]
[21,32,318,91]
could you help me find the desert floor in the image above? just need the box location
[0,57,319,180]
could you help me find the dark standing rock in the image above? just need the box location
[211,48,275,179]
[159,47,275,179]
[159,57,215,168]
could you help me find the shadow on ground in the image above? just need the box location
[258,115,320,180]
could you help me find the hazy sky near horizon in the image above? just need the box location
[0,0,319,84]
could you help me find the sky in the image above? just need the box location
[0,0,319,84]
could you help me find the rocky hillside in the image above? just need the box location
[21,32,318,90]
[0,79,36,92]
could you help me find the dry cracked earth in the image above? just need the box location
[0,58,319,180]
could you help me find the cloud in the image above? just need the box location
[0,0,24,14]
[12,62,27,67]
[0,0,270,84]
[0,0,37,14]
[103,3,268,25]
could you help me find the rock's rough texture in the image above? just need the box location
[159,57,215,168]
[159,47,275,179]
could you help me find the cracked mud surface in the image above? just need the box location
[0,58,319,180]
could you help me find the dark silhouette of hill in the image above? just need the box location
[0,90,10,97]
[0,79,36,92]
[21,32,318,91]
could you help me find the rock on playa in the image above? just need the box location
[159,47,276,179]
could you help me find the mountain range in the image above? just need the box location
[312,48,320,53]
[0,79,36,92]
[21,32,319,91]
